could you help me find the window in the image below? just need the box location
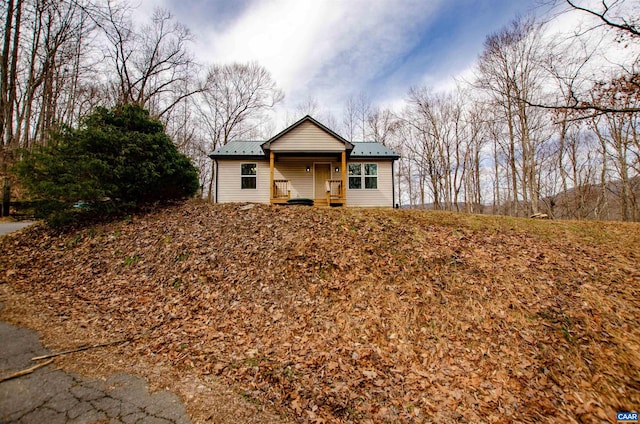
[348,163,378,189]
[365,163,377,189]
[241,163,257,189]
[348,164,362,189]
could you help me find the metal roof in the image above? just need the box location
[210,140,399,159]
[350,142,400,159]
[209,141,264,157]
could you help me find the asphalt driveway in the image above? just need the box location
[0,319,192,424]
[0,222,34,236]
[0,221,194,423]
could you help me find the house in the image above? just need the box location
[209,115,400,207]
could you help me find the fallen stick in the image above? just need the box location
[30,319,169,362]
[31,338,130,361]
[0,358,55,383]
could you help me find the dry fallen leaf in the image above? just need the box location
[1,200,638,423]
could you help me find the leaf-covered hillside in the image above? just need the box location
[1,201,639,423]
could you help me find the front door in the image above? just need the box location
[314,164,331,199]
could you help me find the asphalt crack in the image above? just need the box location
[0,320,192,424]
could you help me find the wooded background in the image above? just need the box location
[1,0,638,221]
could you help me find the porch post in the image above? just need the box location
[341,151,347,205]
[269,151,275,203]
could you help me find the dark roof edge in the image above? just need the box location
[261,115,355,150]
[208,153,267,160]
[210,153,399,160]
[349,155,400,160]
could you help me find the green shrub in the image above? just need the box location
[15,104,199,226]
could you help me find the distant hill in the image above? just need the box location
[1,201,639,422]
[401,176,639,222]
[543,175,640,221]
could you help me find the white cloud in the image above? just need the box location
[137,0,633,125]
[193,0,444,111]
[204,1,343,92]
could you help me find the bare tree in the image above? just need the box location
[388,5,638,221]
[393,120,417,207]
[100,5,201,118]
[340,93,372,140]
[527,0,640,115]
[342,96,357,140]
[564,0,639,39]
[284,95,340,132]
[589,76,640,221]
[0,0,21,147]
[462,102,488,213]
[198,62,283,200]
[401,87,475,211]
[475,17,550,215]
[0,0,113,152]
[366,107,399,146]
[293,95,320,118]
[1,0,99,213]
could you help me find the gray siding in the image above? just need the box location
[346,161,393,207]
[215,158,394,207]
[216,159,270,203]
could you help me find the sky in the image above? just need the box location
[134,0,580,121]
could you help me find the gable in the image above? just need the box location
[270,120,345,152]
[263,116,353,153]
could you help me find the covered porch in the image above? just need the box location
[269,151,347,206]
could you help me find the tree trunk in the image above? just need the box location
[0,0,15,149]
[493,137,500,214]
[207,165,215,202]
[2,176,10,217]
[505,98,519,216]
[5,0,22,148]
[18,4,43,150]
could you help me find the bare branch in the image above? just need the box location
[565,0,639,38]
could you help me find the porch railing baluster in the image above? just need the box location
[273,180,290,200]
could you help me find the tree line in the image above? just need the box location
[392,1,639,222]
[0,0,283,207]
[333,2,639,221]
[2,0,638,221]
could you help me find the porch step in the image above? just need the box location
[314,199,329,207]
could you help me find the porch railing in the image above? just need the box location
[326,180,344,204]
[273,179,290,200]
